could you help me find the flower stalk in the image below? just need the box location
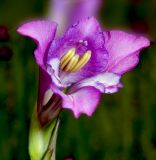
[42,119,59,160]
[29,105,59,160]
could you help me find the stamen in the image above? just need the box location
[60,48,76,70]
[72,51,91,72]
[64,54,79,72]
[60,48,91,73]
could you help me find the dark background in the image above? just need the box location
[0,0,156,159]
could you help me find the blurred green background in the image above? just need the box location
[0,0,156,159]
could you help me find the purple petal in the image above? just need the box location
[64,18,108,75]
[48,0,101,33]
[48,0,69,33]
[51,85,101,118]
[49,17,104,57]
[70,0,102,24]
[72,72,122,94]
[48,17,108,86]
[103,30,150,74]
[64,17,102,43]
[17,20,57,68]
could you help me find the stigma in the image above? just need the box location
[60,48,91,72]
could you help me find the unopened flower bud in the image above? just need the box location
[0,47,13,61]
[0,25,10,41]
[38,93,62,127]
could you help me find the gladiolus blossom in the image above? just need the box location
[17,17,150,120]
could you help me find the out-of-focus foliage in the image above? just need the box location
[0,0,156,159]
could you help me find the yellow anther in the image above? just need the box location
[60,48,91,72]
[60,48,76,70]
[64,54,79,72]
[72,50,91,72]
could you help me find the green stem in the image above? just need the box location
[42,119,60,160]
[29,105,59,160]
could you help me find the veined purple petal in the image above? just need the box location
[72,72,122,94]
[48,17,108,86]
[48,0,101,33]
[64,17,102,44]
[66,18,108,75]
[51,85,101,118]
[103,30,150,74]
[17,20,57,68]
[48,17,105,57]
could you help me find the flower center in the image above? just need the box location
[60,48,91,72]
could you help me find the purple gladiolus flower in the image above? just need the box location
[17,17,150,124]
